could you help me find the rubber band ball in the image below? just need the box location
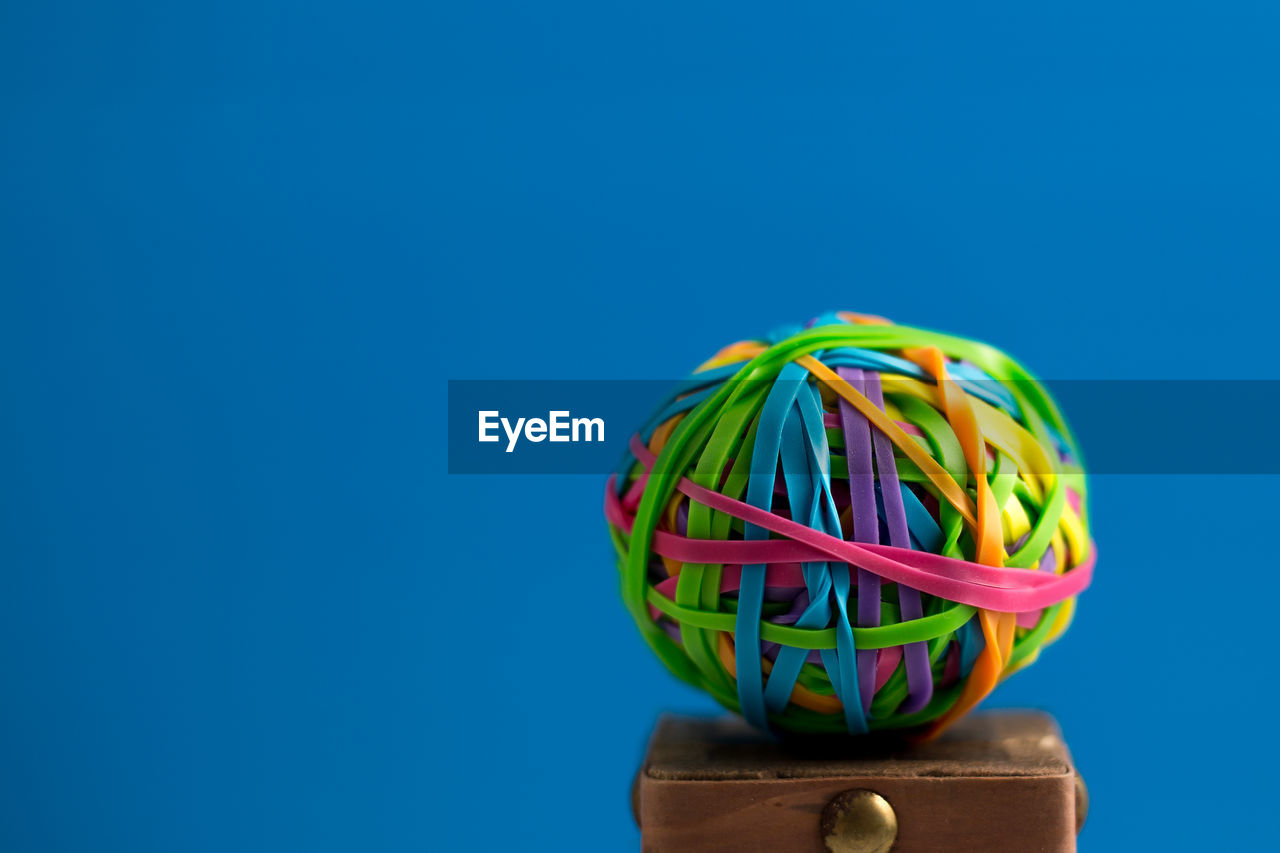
[604,312,1095,736]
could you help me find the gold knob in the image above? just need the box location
[1074,771,1089,833]
[631,771,642,828]
[821,789,898,853]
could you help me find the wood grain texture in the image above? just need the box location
[635,711,1080,852]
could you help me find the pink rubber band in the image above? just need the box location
[606,435,1094,614]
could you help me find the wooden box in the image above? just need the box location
[633,710,1085,852]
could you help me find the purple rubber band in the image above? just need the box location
[837,367,882,714]
[866,372,934,713]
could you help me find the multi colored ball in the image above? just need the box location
[605,312,1094,736]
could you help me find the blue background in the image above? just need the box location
[2,2,1276,850]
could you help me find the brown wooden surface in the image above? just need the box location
[635,710,1081,852]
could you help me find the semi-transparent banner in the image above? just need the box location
[447,379,1280,474]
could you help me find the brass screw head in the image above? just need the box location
[630,771,642,828]
[821,789,898,853]
[1074,771,1089,833]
